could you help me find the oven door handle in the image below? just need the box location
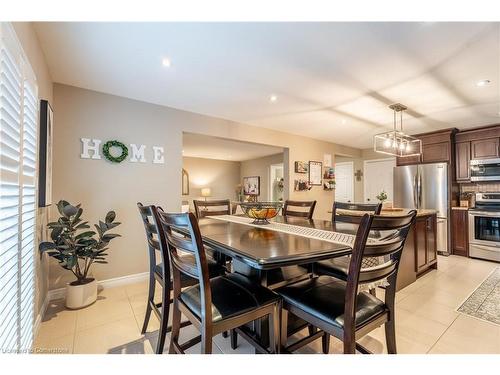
[470,242,500,249]
[469,211,500,217]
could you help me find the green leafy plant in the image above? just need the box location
[39,200,121,285]
[376,190,388,202]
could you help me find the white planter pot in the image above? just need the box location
[65,278,97,309]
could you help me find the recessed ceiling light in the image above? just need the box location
[162,57,171,68]
[269,95,278,103]
[476,79,491,87]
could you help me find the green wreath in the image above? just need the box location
[103,140,128,163]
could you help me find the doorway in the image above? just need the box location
[269,163,284,202]
[334,161,354,203]
[363,158,396,204]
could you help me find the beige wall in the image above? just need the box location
[12,22,53,318]
[240,153,284,201]
[182,157,241,207]
[50,83,362,289]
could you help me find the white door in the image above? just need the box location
[363,158,396,204]
[269,163,284,202]
[334,162,354,203]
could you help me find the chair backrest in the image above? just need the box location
[193,199,231,219]
[343,211,417,330]
[283,200,317,219]
[332,201,382,224]
[155,210,213,322]
[137,202,169,281]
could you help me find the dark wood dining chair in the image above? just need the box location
[332,201,382,223]
[137,203,225,353]
[316,201,384,288]
[193,199,231,219]
[278,210,417,354]
[283,200,317,219]
[156,210,282,354]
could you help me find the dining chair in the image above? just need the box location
[283,200,317,219]
[137,203,226,353]
[156,210,281,354]
[332,201,382,223]
[315,201,384,296]
[278,210,417,354]
[193,199,231,219]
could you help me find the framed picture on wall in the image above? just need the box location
[243,176,260,196]
[309,161,322,186]
[294,161,308,173]
[38,100,53,207]
[182,169,189,195]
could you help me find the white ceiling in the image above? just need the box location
[182,133,282,161]
[34,22,500,149]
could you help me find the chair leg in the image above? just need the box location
[201,326,213,354]
[308,325,317,336]
[269,303,281,354]
[280,308,288,352]
[385,319,397,354]
[322,333,330,354]
[343,331,356,354]
[222,331,228,338]
[141,274,155,334]
[369,288,376,297]
[230,329,238,349]
[168,300,182,354]
[155,286,170,354]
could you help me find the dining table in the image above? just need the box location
[195,214,362,352]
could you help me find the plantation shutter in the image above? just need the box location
[0,23,38,353]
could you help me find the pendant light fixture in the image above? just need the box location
[373,103,422,157]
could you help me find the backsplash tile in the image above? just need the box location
[461,182,500,194]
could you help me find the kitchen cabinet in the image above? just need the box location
[455,141,471,182]
[451,209,469,257]
[396,212,438,291]
[415,214,437,274]
[471,137,499,160]
[396,129,456,166]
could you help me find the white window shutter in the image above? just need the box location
[0,22,38,353]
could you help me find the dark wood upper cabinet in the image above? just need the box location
[455,141,471,182]
[471,137,499,160]
[422,142,450,163]
[396,129,456,166]
[451,209,468,257]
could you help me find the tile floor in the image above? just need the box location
[34,255,500,354]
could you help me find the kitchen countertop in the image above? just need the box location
[334,208,438,217]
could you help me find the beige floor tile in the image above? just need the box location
[74,317,148,354]
[429,315,500,354]
[75,295,135,331]
[33,332,74,354]
[124,280,150,298]
[96,285,128,300]
[395,308,449,348]
[397,294,460,326]
[38,299,78,340]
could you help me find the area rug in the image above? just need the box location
[457,267,500,325]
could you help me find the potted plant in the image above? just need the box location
[39,200,121,309]
[376,190,388,204]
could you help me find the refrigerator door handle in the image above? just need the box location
[418,173,422,208]
[412,174,418,208]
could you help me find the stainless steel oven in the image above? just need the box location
[468,193,500,262]
[470,158,500,181]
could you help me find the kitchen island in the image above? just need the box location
[335,208,438,291]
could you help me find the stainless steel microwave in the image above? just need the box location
[470,158,500,181]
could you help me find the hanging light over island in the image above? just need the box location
[374,103,422,158]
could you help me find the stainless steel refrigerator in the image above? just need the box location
[393,163,449,254]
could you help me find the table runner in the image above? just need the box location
[208,215,389,291]
[209,214,363,247]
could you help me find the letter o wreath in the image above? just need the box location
[103,140,129,163]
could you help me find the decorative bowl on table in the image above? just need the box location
[239,201,283,225]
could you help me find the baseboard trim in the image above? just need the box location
[33,294,50,339]
[46,271,150,302]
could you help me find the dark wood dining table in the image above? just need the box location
[196,215,359,351]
